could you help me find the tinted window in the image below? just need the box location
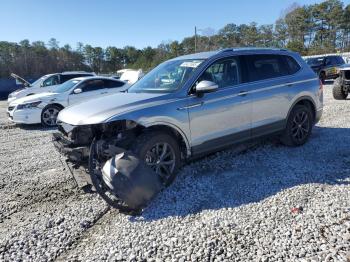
[42,75,60,87]
[61,74,93,82]
[79,79,105,92]
[104,80,125,88]
[324,57,332,65]
[197,57,241,89]
[334,56,345,64]
[284,56,301,74]
[245,55,289,81]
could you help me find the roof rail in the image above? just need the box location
[219,47,289,53]
[62,71,92,74]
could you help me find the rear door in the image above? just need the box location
[68,79,109,105]
[243,54,297,137]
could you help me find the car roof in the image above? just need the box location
[61,71,94,75]
[71,76,125,82]
[170,47,292,61]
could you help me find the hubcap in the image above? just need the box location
[42,107,59,126]
[291,111,310,142]
[144,142,176,182]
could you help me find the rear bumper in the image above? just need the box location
[315,108,323,124]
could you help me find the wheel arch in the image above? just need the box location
[286,96,316,124]
[45,103,65,110]
[142,122,191,158]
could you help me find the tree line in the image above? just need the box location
[0,0,349,79]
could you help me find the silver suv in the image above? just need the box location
[54,48,323,207]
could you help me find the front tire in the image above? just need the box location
[131,131,181,186]
[280,105,313,147]
[332,78,348,100]
[41,105,62,127]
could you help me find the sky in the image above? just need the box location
[1,0,350,49]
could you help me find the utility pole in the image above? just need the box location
[195,26,197,53]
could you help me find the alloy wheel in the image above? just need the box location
[144,142,176,183]
[291,111,310,142]
[42,107,60,126]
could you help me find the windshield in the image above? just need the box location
[54,79,81,93]
[306,57,323,66]
[128,59,204,93]
[30,75,50,87]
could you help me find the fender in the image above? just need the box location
[141,121,192,157]
[285,95,316,126]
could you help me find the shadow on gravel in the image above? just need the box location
[16,123,56,131]
[136,126,350,221]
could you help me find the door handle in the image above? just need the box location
[177,102,203,110]
[100,91,108,94]
[286,82,294,87]
[238,91,247,96]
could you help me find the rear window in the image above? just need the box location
[244,54,289,81]
[284,56,301,74]
[104,80,125,88]
[335,56,345,64]
[61,74,93,83]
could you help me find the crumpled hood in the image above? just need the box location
[57,92,166,125]
[9,92,58,106]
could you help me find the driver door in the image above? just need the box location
[187,56,252,155]
[68,79,109,105]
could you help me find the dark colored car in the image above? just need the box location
[305,55,345,83]
[332,65,350,100]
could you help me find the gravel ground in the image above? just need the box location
[0,83,349,262]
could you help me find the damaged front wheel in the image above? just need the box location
[88,131,181,213]
[130,131,181,186]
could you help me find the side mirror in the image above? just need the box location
[195,80,218,96]
[73,88,82,94]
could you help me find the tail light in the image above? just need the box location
[319,79,323,91]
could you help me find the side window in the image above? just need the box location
[104,80,125,88]
[284,56,301,74]
[42,75,60,87]
[336,56,345,64]
[197,57,241,89]
[245,54,289,82]
[61,74,81,83]
[79,80,105,92]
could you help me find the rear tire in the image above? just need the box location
[130,131,181,186]
[332,78,348,100]
[280,105,313,147]
[41,104,63,127]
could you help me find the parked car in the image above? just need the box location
[113,69,144,84]
[7,71,95,103]
[53,48,323,210]
[332,64,350,100]
[7,76,128,126]
[305,55,345,83]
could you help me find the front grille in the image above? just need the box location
[344,70,350,80]
[8,106,15,111]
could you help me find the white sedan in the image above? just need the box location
[7,76,129,126]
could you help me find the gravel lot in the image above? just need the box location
[0,83,349,262]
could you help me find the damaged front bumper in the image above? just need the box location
[52,132,90,163]
[52,132,93,188]
[52,129,163,211]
